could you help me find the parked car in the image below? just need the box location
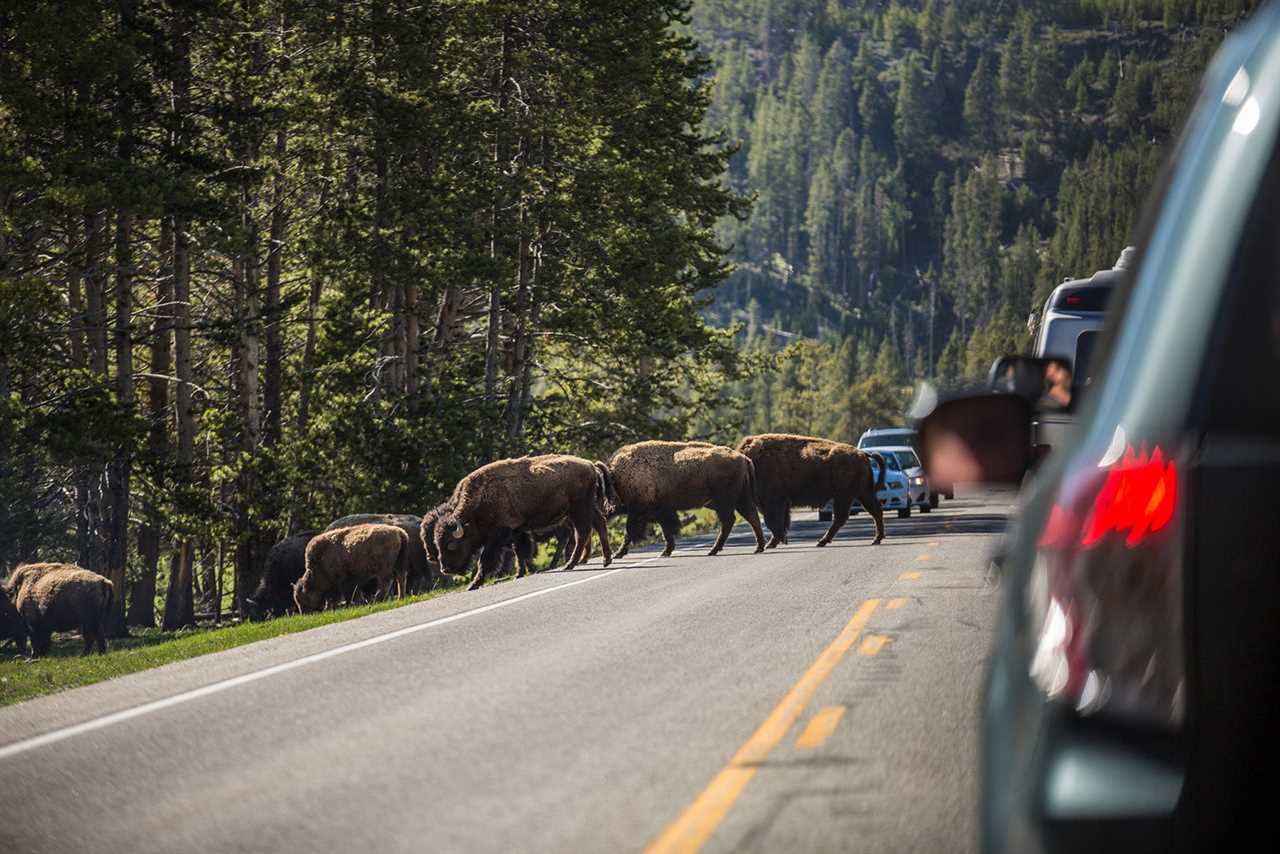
[819,453,911,520]
[879,445,933,511]
[858,426,951,500]
[919,8,1280,850]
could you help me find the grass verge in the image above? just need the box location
[0,582,462,708]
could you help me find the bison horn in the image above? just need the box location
[450,522,466,540]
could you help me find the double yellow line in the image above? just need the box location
[645,598,882,854]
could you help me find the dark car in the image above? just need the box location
[919,6,1280,851]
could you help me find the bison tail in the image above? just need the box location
[870,452,887,490]
[593,461,618,516]
[745,458,761,506]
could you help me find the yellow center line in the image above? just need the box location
[644,599,881,854]
[858,634,890,656]
[915,553,933,561]
[899,570,922,580]
[886,597,908,610]
[795,705,847,749]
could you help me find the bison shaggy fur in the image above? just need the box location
[0,583,26,652]
[435,454,613,590]
[245,530,323,620]
[294,524,409,613]
[734,434,886,548]
[327,513,439,592]
[608,441,765,558]
[3,563,115,656]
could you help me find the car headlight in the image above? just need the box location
[911,476,925,486]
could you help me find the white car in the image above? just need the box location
[819,453,912,521]
[878,445,933,512]
[858,426,950,501]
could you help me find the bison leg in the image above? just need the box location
[762,498,786,549]
[471,538,508,590]
[591,510,613,567]
[657,509,680,557]
[563,508,594,571]
[736,488,766,554]
[708,501,737,556]
[29,625,52,658]
[816,496,853,547]
[512,533,534,577]
[860,490,885,545]
[782,503,792,544]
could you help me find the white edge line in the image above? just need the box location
[0,548,688,762]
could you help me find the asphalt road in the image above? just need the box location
[0,498,1007,854]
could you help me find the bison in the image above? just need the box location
[423,503,565,581]
[2,563,115,656]
[327,513,440,592]
[0,583,26,652]
[294,524,409,613]
[244,530,323,620]
[735,434,886,548]
[433,454,614,590]
[608,440,765,558]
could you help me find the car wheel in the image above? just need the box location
[920,503,931,514]
[929,492,940,508]
[897,507,910,519]
[944,489,954,500]
[818,510,832,522]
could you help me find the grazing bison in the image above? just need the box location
[0,583,26,652]
[434,454,614,590]
[327,513,439,592]
[3,563,115,656]
[294,524,409,613]
[608,441,765,558]
[422,503,564,581]
[735,434,886,548]
[245,530,323,620]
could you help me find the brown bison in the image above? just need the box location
[245,530,323,620]
[735,434,886,548]
[433,454,614,590]
[327,513,440,592]
[294,524,409,613]
[422,503,565,581]
[2,563,115,656]
[608,440,765,558]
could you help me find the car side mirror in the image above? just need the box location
[918,394,1033,489]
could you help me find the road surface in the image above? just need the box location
[0,498,1007,853]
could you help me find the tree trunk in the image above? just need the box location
[234,209,263,615]
[106,206,133,637]
[162,540,195,630]
[263,127,287,449]
[484,21,514,461]
[130,217,175,627]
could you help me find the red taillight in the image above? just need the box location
[1081,446,1177,547]
[1065,294,1082,305]
[1028,439,1185,728]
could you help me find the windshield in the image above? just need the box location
[892,450,920,469]
[862,430,915,449]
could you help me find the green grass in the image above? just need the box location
[0,582,463,708]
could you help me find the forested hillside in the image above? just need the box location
[693,0,1258,439]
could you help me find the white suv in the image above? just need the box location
[878,445,932,512]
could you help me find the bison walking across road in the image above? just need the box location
[433,454,614,590]
[608,441,765,557]
[2,563,115,656]
[294,524,409,613]
[735,434,886,548]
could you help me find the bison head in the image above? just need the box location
[292,579,325,614]
[434,515,479,573]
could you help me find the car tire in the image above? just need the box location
[818,510,832,522]
[897,507,911,519]
[929,492,940,509]
[945,489,954,500]
[920,503,931,514]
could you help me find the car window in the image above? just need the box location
[893,450,920,469]
[1075,330,1098,385]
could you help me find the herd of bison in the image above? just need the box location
[0,435,891,658]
